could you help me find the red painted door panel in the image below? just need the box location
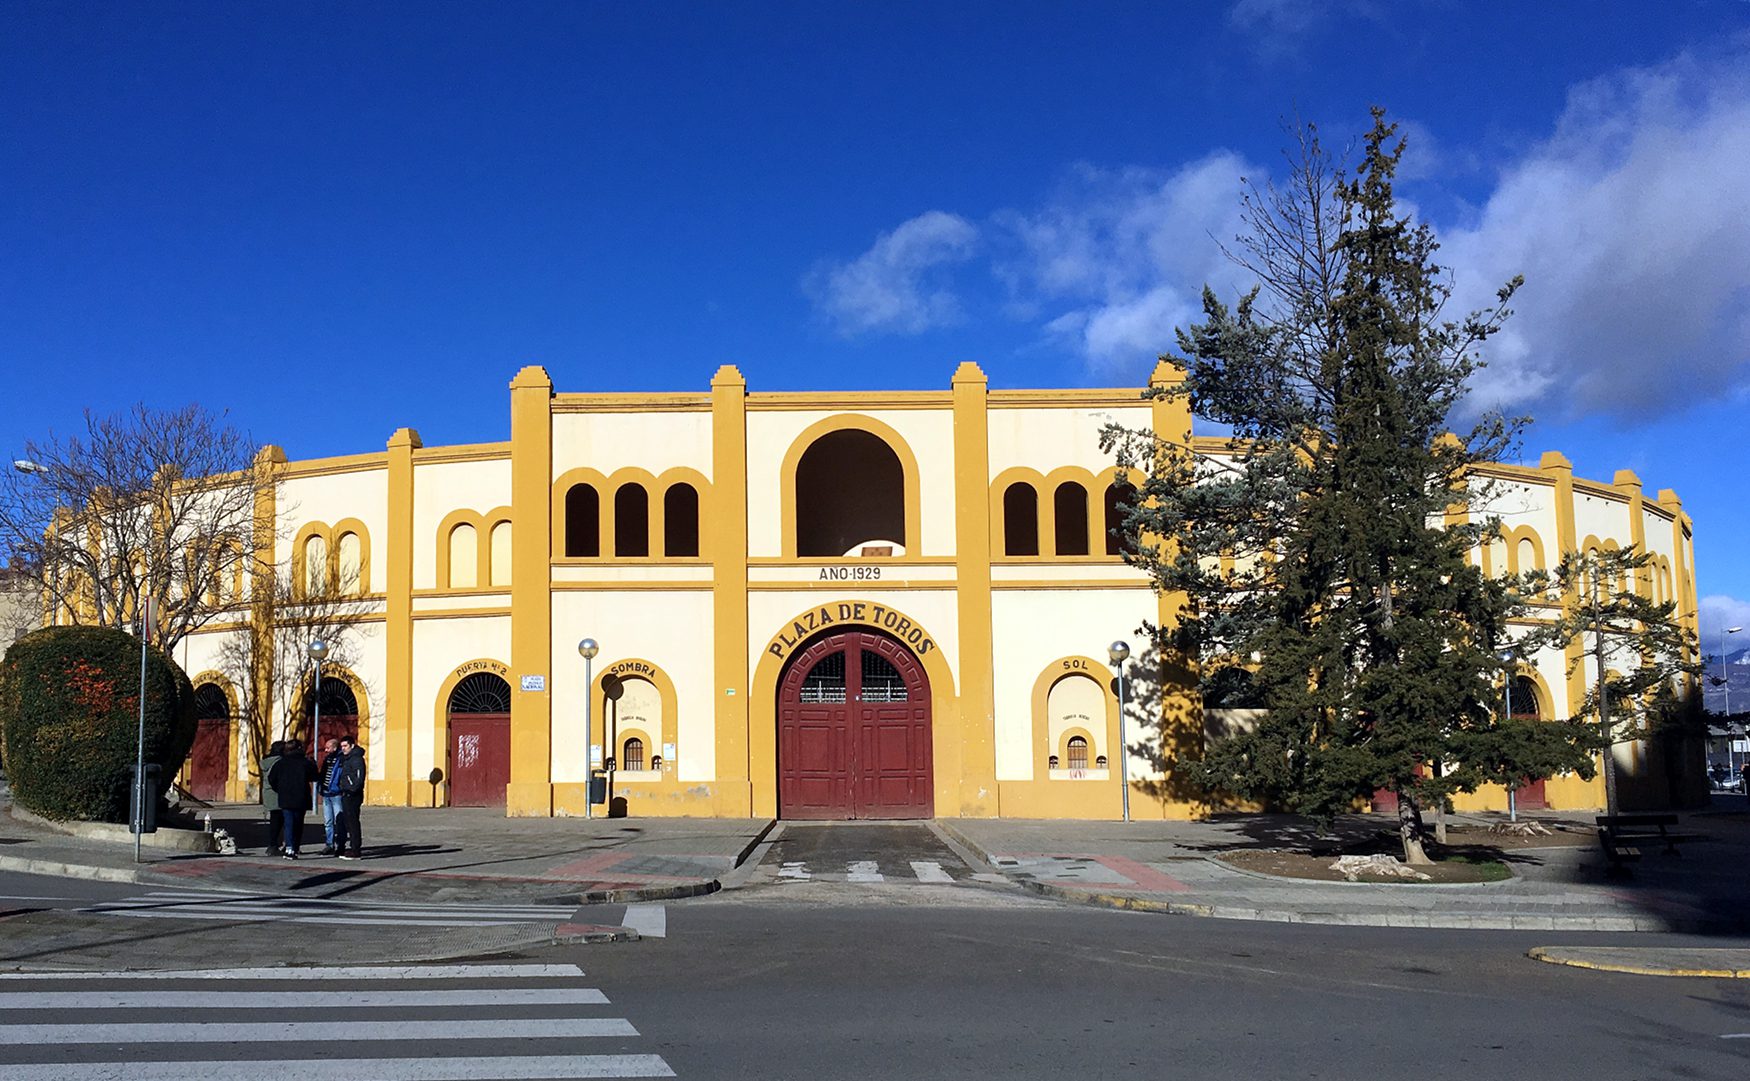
[778,629,932,820]
[187,717,229,801]
[449,713,511,808]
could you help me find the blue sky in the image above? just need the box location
[4,2,1748,637]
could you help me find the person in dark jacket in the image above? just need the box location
[333,737,366,860]
[317,738,343,856]
[266,739,318,859]
[260,740,286,854]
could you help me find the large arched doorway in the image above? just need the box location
[187,683,231,802]
[794,429,906,557]
[300,678,359,760]
[1509,675,1547,810]
[777,627,932,819]
[448,672,513,807]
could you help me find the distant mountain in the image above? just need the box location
[1702,650,1750,716]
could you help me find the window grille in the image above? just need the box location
[1067,736,1089,770]
[194,683,229,721]
[860,650,910,702]
[449,673,512,714]
[800,652,847,703]
[623,737,645,771]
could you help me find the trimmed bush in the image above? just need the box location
[0,626,196,822]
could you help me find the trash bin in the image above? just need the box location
[588,771,607,806]
[129,763,161,835]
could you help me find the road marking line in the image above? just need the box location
[777,862,810,880]
[621,903,666,938]
[909,861,952,883]
[846,861,884,882]
[105,901,574,916]
[77,909,559,927]
[0,988,608,1009]
[0,1018,638,1044]
[138,893,573,913]
[0,1055,674,1080]
[1722,1034,1750,1039]
[0,963,584,981]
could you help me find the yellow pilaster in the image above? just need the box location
[507,366,555,816]
[236,445,285,802]
[1661,489,1699,654]
[710,365,754,816]
[1149,360,1202,819]
[1615,471,1650,600]
[381,428,421,806]
[951,361,997,817]
[1542,452,1584,720]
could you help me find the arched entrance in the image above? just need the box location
[300,679,359,759]
[187,683,231,802]
[1509,675,1548,810]
[777,627,932,819]
[448,672,512,807]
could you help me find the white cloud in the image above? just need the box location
[804,211,978,336]
[1700,594,1750,657]
[995,154,1256,374]
[1443,50,1750,420]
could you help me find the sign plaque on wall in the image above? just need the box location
[519,674,546,693]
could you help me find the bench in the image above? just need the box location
[1596,813,1689,877]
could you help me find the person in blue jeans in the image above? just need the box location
[317,737,344,856]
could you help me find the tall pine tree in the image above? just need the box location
[1105,111,1602,862]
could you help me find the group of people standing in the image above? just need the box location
[261,736,365,860]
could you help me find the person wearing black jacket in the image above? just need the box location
[333,737,367,860]
[266,739,318,859]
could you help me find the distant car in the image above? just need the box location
[1711,773,1743,793]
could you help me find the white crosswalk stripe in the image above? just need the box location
[78,890,577,927]
[0,963,674,1079]
[845,861,885,882]
[909,861,953,883]
[768,859,972,883]
[776,862,811,880]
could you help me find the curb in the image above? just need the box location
[576,879,721,905]
[932,819,992,864]
[731,820,779,868]
[8,805,216,853]
[1017,878,1737,932]
[0,855,142,885]
[1526,947,1750,978]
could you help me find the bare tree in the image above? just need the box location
[0,404,267,652]
[214,561,372,796]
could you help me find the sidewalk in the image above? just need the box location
[939,810,1750,933]
[0,798,774,906]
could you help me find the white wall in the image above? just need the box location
[410,615,512,780]
[987,405,1150,477]
[552,412,714,480]
[410,458,512,591]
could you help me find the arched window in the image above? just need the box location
[795,429,905,557]
[448,672,512,714]
[564,484,600,558]
[1104,482,1137,556]
[194,683,230,721]
[303,533,329,595]
[615,484,650,557]
[1066,735,1089,770]
[1508,675,1541,721]
[489,521,513,587]
[1003,483,1039,557]
[623,737,646,771]
[664,483,700,558]
[447,523,478,588]
[1054,482,1089,556]
[336,531,363,595]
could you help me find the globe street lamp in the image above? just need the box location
[578,638,599,819]
[1108,640,1131,823]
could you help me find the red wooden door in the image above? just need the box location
[188,717,229,801]
[778,629,932,820]
[1512,778,1547,809]
[449,714,511,807]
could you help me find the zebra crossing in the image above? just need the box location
[764,858,1002,884]
[0,962,674,1079]
[77,888,580,927]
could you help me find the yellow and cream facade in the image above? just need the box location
[172,362,1700,819]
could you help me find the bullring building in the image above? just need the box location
[169,362,1700,819]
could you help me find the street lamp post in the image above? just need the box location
[1501,657,1517,824]
[1108,640,1131,823]
[578,638,599,819]
[306,639,327,851]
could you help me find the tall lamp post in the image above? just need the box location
[578,638,599,819]
[1500,650,1519,823]
[1108,640,1131,823]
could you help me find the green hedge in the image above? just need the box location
[0,626,197,822]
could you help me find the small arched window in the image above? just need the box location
[615,484,650,557]
[336,531,363,595]
[623,737,646,771]
[1104,482,1137,556]
[1003,483,1039,557]
[1054,482,1089,556]
[1066,736,1089,770]
[447,523,478,589]
[1509,675,1541,721]
[303,533,329,595]
[565,484,600,558]
[664,483,700,558]
[489,521,513,587]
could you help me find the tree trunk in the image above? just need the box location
[1396,792,1433,865]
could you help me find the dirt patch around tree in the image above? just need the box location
[1220,848,1512,884]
